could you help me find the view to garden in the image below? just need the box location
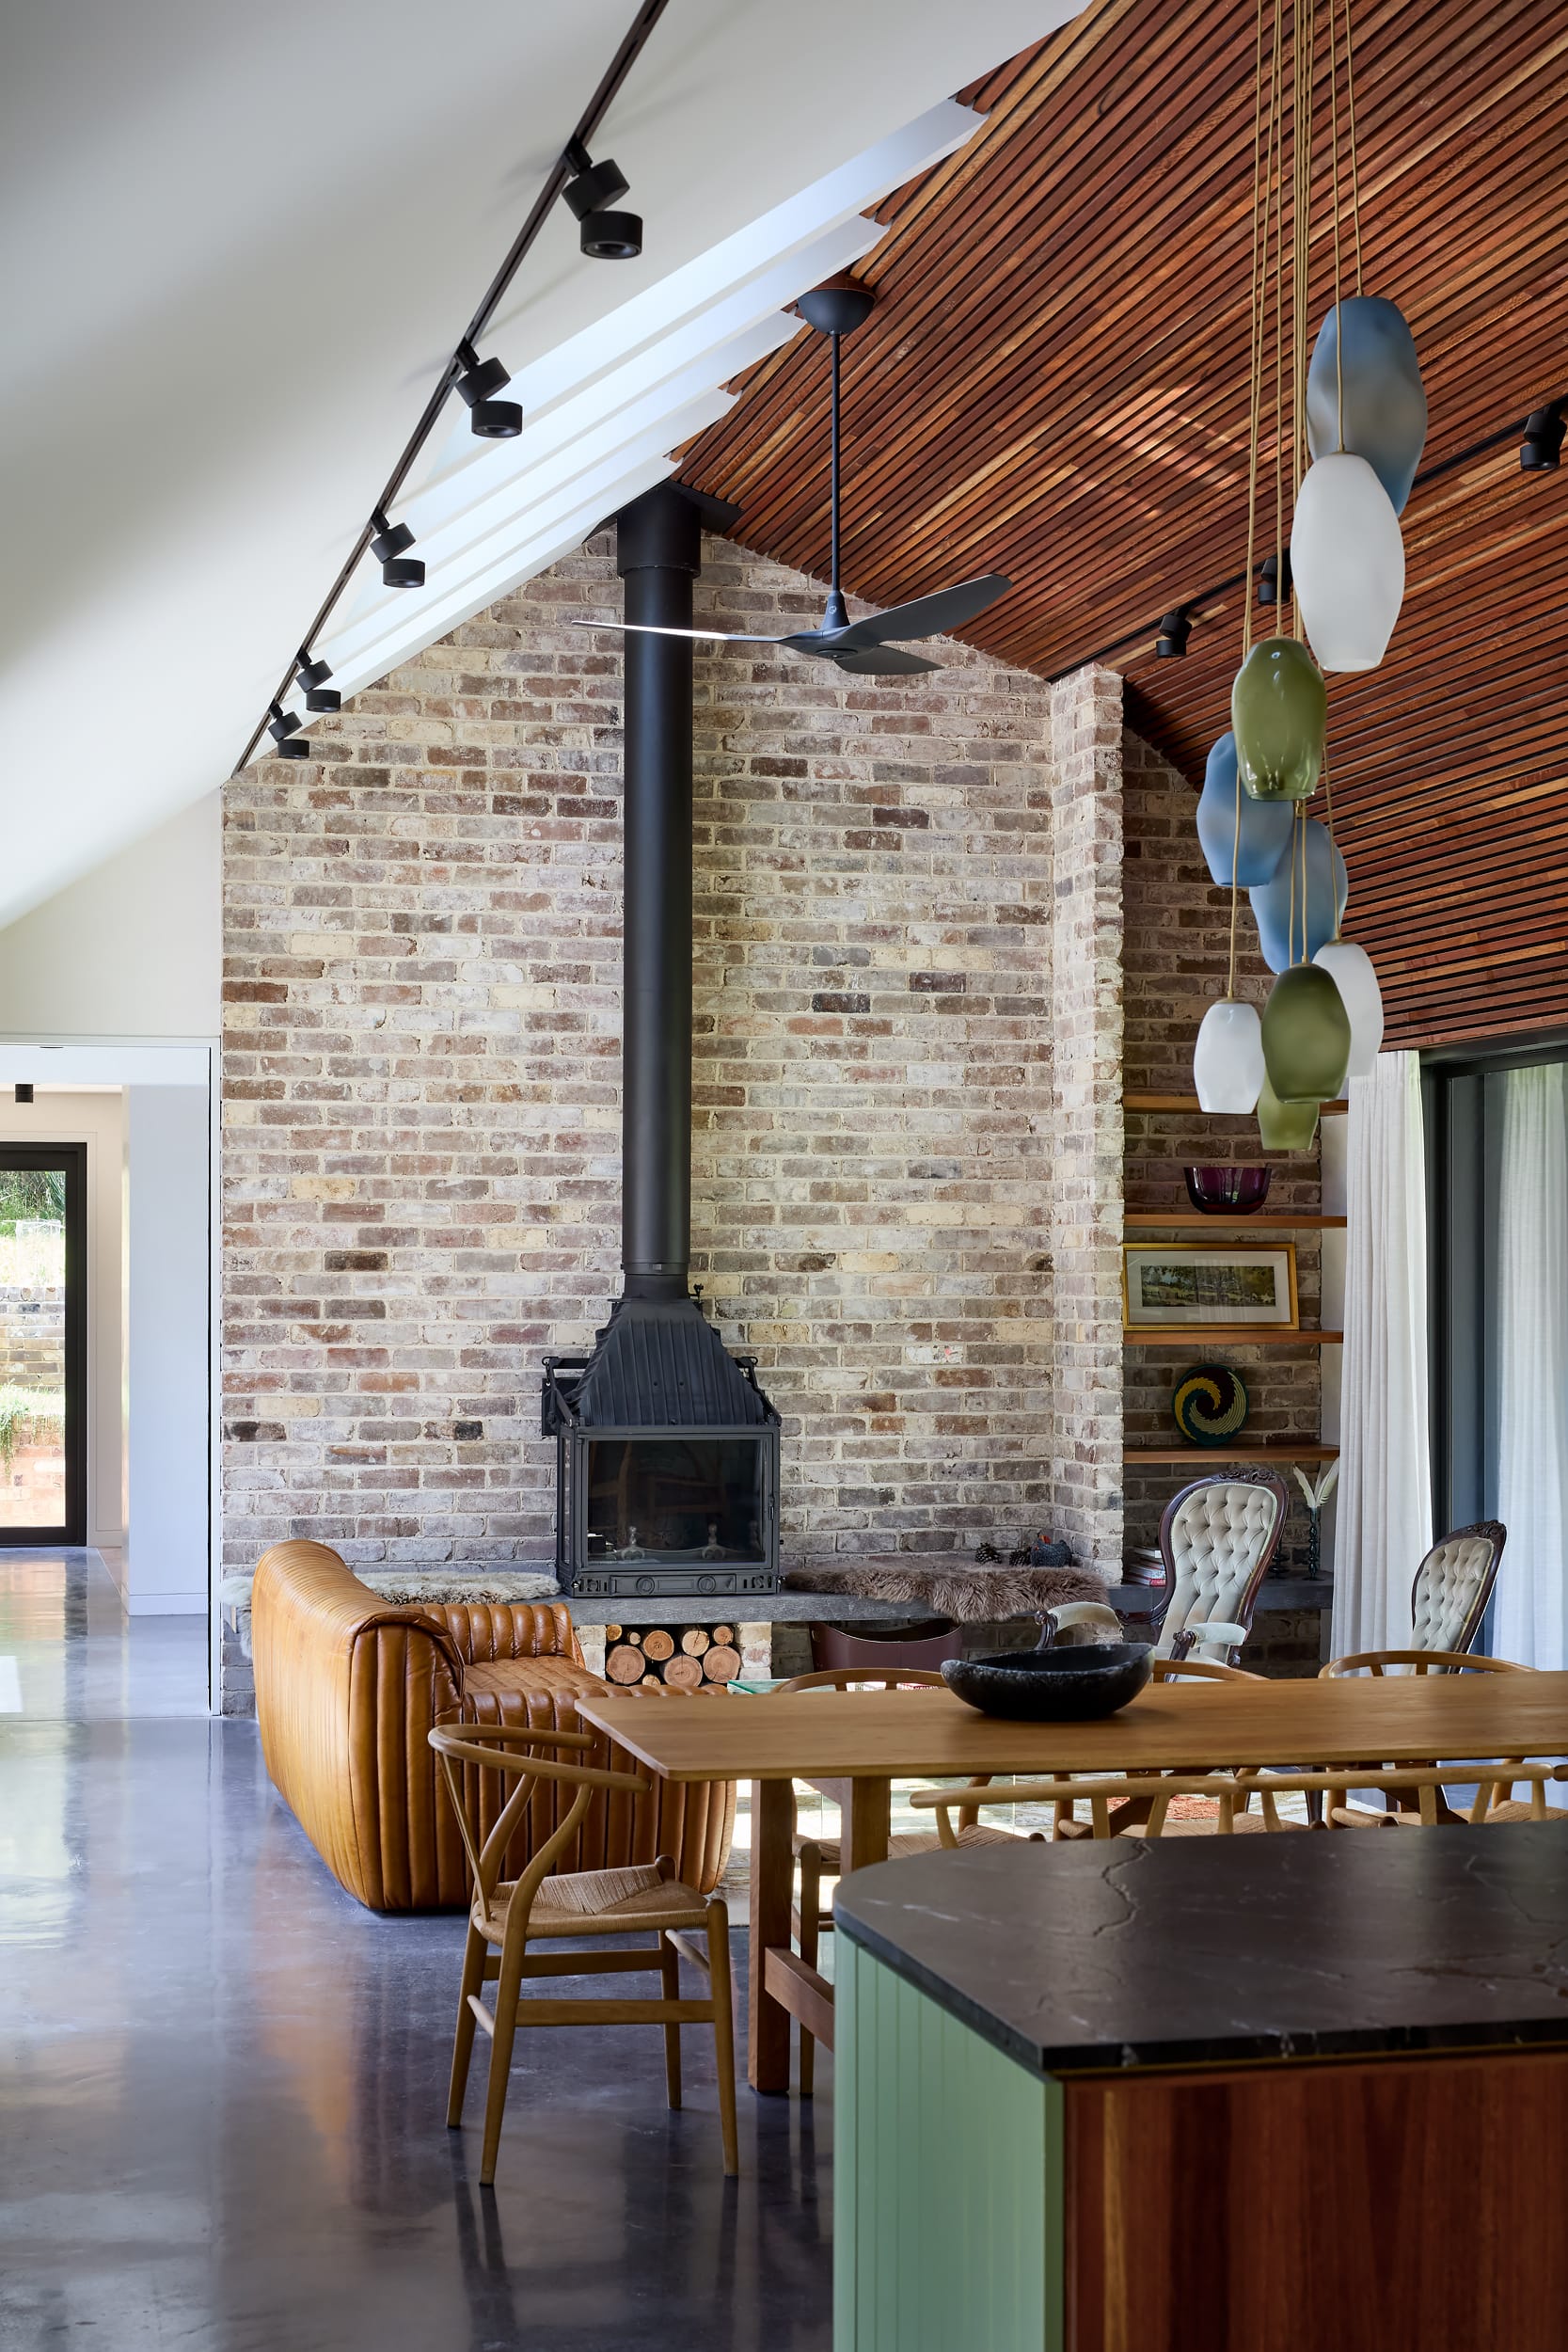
[0,1169,68,1527]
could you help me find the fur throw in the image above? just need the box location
[784,1562,1107,1623]
[359,1569,559,1606]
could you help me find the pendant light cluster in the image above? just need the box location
[234,0,669,776]
[1195,0,1412,1139]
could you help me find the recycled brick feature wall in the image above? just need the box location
[1047,670,1124,1573]
[1121,728,1323,1586]
[221,533,1080,1704]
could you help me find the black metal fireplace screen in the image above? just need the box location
[544,1343,779,1598]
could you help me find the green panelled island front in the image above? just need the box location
[833,1941,1064,2352]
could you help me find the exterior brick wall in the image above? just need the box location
[1120,729,1323,1580]
[0,1289,65,1390]
[221,534,1079,1707]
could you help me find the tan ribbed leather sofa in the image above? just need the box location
[251,1540,736,1913]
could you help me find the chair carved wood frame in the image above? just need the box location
[1154,1467,1289,1666]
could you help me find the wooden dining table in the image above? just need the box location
[575,1671,1568,2093]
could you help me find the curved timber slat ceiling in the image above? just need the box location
[680,0,1568,1050]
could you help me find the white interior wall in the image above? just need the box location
[0,1089,124,1552]
[123,1087,210,1615]
[0,794,221,1040]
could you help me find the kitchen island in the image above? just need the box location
[833,1825,1568,2351]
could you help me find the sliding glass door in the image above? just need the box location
[0,1145,87,1546]
[1426,1046,1568,1665]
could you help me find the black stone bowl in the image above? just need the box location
[942,1641,1153,1722]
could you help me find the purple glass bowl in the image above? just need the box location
[1183,1165,1273,1215]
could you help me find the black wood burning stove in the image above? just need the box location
[544,1297,779,1597]
[543,485,781,1598]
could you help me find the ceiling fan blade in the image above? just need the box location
[832,645,940,675]
[571,618,792,644]
[833,572,1012,650]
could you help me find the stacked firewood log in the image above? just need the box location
[603,1625,742,1688]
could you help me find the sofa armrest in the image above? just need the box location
[432,1598,584,1670]
[252,1539,469,1911]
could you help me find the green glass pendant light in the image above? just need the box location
[1256,1073,1321,1152]
[1231,637,1327,802]
[1259,808,1353,1102]
[1261,963,1351,1100]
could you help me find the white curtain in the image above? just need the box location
[1492,1063,1568,1669]
[1332,1051,1432,1656]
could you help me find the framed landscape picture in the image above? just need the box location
[1122,1241,1299,1332]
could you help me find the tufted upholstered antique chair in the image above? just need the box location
[1321,1524,1508,1683]
[1410,1521,1508,1656]
[1151,1470,1289,1667]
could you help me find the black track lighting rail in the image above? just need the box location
[1047,395,1568,687]
[233,0,669,775]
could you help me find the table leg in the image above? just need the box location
[846,1774,893,1875]
[748,1776,794,2094]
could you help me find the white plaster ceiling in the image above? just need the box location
[0,0,1085,931]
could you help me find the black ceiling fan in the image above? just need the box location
[577,284,1010,675]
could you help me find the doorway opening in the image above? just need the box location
[0,1142,86,1546]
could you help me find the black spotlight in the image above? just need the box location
[267,703,310,759]
[1259,550,1292,605]
[1520,404,1565,472]
[296,650,341,713]
[455,341,522,438]
[14,1085,32,1104]
[1154,608,1192,659]
[563,136,641,261]
[370,507,425,589]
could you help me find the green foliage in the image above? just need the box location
[0,1386,64,1469]
[0,1170,66,1223]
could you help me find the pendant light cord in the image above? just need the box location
[1293,801,1310,967]
[1271,0,1286,617]
[1328,0,1346,454]
[1231,0,1272,1009]
[1343,0,1365,294]
[1322,748,1342,942]
[1242,0,1271,665]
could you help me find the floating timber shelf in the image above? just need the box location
[1123,1213,1347,1231]
[1124,1329,1344,1347]
[1123,1093,1350,1115]
[1124,1443,1340,1465]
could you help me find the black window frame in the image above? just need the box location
[0,1140,87,1548]
[1422,1027,1568,1543]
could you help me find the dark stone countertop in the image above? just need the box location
[835,1828,1568,2077]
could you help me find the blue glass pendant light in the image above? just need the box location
[1196,733,1293,888]
[1250,816,1348,973]
[1306,297,1427,516]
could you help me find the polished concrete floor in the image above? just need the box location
[0,1554,832,2352]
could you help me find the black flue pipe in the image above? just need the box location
[615,485,704,1301]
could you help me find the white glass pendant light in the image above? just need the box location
[1312,938,1384,1075]
[1194,998,1265,1114]
[1290,451,1405,673]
